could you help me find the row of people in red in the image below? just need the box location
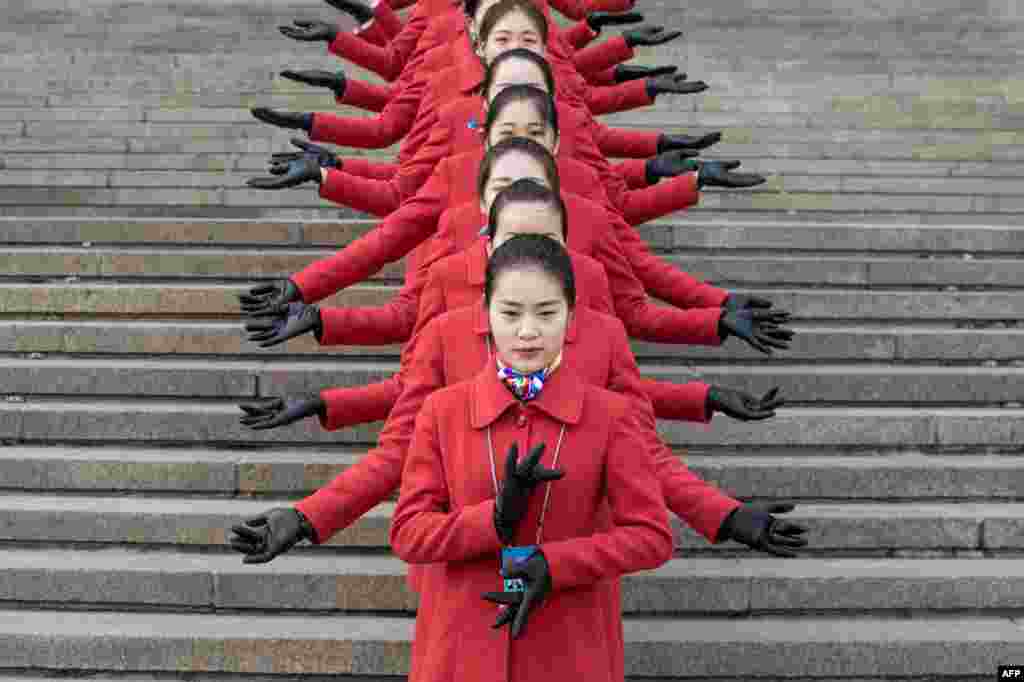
[228,0,809,679]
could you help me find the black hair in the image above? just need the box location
[481,48,556,101]
[477,137,561,201]
[484,233,576,309]
[486,178,568,242]
[477,0,549,48]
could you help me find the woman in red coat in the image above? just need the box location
[390,235,673,682]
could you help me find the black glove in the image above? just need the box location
[279,19,338,44]
[644,149,701,184]
[251,107,314,132]
[657,131,722,153]
[324,0,373,24]
[718,308,794,355]
[271,138,341,170]
[646,73,708,99]
[281,69,347,98]
[238,395,326,430]
[707,386,783,421]
[698,160,765,189]
[613,64,676,84]
[228,506,317,563]
[587,11,643,33]
[238,279,302,317]
[481,550,552,638]
[244,301,323,347]
[493,443,564,545]
[246,154,323,190]
[623,25,682,47]
[717,503,808,557]
[723,293,775,312]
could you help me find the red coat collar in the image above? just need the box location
[470,354,584,428]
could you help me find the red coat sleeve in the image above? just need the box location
[639,378,711,423]
[590,121,660,159]
[337,78,394,113]
[309,86,418,150]
[355,18,389,47]
[573,36,633,78]
[584,67,616,87]
[546,0,590,20]
[295,317,449,543]
[318,378,402,431]
[394,84,442,166]
[370,0,403,41]
[389,112,455,205]
[291,167,448,303]
[582,77,653,116]
[341,157,398,181]
[316,254,428,345]
[587,216,724,345]
[588,0,636,9]
[543,404,673,590]
[318,167,401,217]
[327,9,429,81]
[603,319,738,542]
[390,393,503,564]
[607,198,729,309]
[611,159,649,189]
[615,169,702,225]
[558,20,597,50]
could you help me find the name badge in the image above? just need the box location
[500,545,537,593]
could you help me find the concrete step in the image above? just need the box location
[0,400,1020,449]
[7,152,1024,180]
[4,319,1022,362]
[3,355,1020,405]
[3,282,1022,321]
[2,608,1023,678]
[6,217,1021,254]
[2,493,1024,554]
[3,246,1021,289]
[0,547,1022,615]
[1,444,1021,501]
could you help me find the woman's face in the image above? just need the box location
[488,265,569,374]
[479,10,545,64]
[486,58,550,101]
[480,151,553,211]
[487,201,565,253]
[485,97,558,153]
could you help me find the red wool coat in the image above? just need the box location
[391,359,672,682]
[296,304,739,549]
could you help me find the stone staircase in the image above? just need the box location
[2,0,1024,678]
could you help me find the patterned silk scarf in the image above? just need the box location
[496,352,563,402]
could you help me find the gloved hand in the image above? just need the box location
[717,503,808,557]
[251,107,314,132]
[481,549,552,638]
[228,506,317,563]
[718,308,794,354]
[657,131,722,153]
[246,154,323,190]
[280,69,347,98]
[279,19,338,44]
[238,279,302,317]
[644,149,701,184]
[238,395,326,430]
[493,443,564,545]
[271,138,341,170]
[698,160,765,189]
[323,0,373,24]
[613,64,676,83]
[623,25,682,47]
[707,386,783,421]
[723,293,775,312]
[244,301,323,347]
[587,11,643,33]
[646,73,709,99]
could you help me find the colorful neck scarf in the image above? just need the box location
[496,353,562,402]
